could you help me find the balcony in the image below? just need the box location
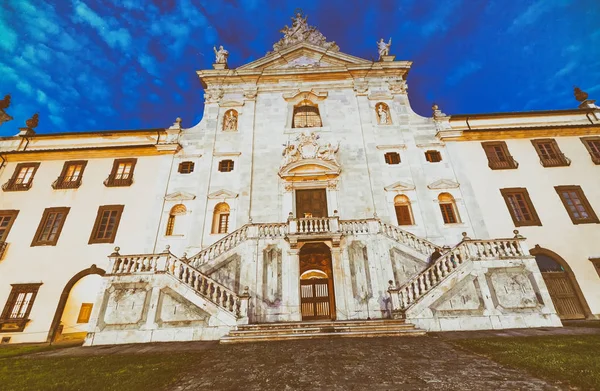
[0,242,7,260]
[52,175,82,190]
[1,180,32,192]
[487,155,519,170]
[103,176,133,187]
[539,153,571,167]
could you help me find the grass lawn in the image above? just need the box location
[0,346,200,391]
[453,334,600,390]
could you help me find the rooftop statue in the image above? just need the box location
[377,38,392,60]
[271,10,339,53]
[213,45,229,64]
[0,94,13,126]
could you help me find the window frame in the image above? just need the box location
[0,283,42,332]
[424,150,442,163]
[554,185,599,225]
[439,203,458,224]
[2,162,41,192]
[0,210,19,242]
[76,303,94,324]
[590,258,600,278]
[292,100,322,129]
[53,160,87,189]
[88,205,125,244]
[31,207,70,246]
[104,158,137,187]
[481,141,518,170]
[580,137,600,165]
[531,139,571,167]
[384,152,401,165]
[218,159,235,172]
[218,213,230,234]
[499,188,542,227]
[178,161,195,174]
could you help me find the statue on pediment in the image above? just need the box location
[271,11,339,53]
[377,38,392,60]
[213,45,229,64]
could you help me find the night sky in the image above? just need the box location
[1,0,599,136]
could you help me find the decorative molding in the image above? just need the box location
[416,141,446,148]
[165,191,196,202]
[367,91,394,101]
[384,181,416,192]
[213,152,241,157]
[353,80,369,96]
[282,89,328,102]
[218,100,244,108]
[428,179,460,190]
[376,144,407,150]
[207,189,239,199]
[388,79,407,95]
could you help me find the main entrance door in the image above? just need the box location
[296,189,328,218]
[299,242,335,321]
[535,253,586,320]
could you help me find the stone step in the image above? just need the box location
[220,329,426,344]
[229,324,417,337]
[237,319,407,331]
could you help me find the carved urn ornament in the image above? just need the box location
[574,86,588,102]
[0,94,13,126]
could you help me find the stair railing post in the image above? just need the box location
[288,212,297,234]
[367,219,380,235]
[387,280,401,310]
[238,286,250,325]
[330,211,339,233]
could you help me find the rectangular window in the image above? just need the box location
[77,303,93,324]
[395,205,412,225]
[439,203,457,224]
[425,150,442,163]
[0,210,19,242]
[581,137,600,164]
[89,205,124,244]
[500,188,542,227]
[218,160,234,172]
[554,186,599,224]
[531,139,570,167]
[0,283,42,332]
[384,152,401,165]
[481,141,518,169]
[31,207,70,246]
[218,213,229,234]
[104,158,136,187]
[2,163,40,191]
[178,161,195,174]
[53,161,87,189]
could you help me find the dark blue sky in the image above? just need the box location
[1,0,599,136]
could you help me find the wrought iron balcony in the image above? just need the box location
[52,175,82,189]
[1,180,32,192]
[487,155,519,170]
[0,241,7,260]
[103,176,133,187]
[539,153,571,167]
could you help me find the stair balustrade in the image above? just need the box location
[388,237,527,312]
[379,222,442,256]
[187,226,249,268]
[289,217,337,234]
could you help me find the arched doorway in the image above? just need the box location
[530,246,591,320]
[299,243,336,321]
[46,265,106,342]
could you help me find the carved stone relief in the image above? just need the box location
[348,241,373,301]
[262,246,283,307]
[101,282,151,329]
[156,287,210,327]
[205,254,241,294]
[389,247,427,287]
[430,276,485,315]
[487,270,540,310]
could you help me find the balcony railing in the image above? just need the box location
[487,155,518,170]
[540,153,571,167]
[52,176,82,189]
[103,176,133,187]
[1,180,32,192]
[0,242,7,260]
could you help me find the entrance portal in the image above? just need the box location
[299,243,335,321]
[296,189,328,218]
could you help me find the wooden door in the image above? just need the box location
[542,272,585,320]
[300,278,331,320]
[296,189,328,218]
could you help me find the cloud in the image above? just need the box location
[446,61,482,86]
[71,0,132,50]
[509,0,571,32]
[16,81,34,95]
[0,16,17,52]
[554,61,577,78]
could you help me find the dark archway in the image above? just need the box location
[530,245,592,320]
[46,264,106,343]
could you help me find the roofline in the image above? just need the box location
[449,108,595,120]
[0,128,166,141]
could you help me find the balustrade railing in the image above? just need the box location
[379,222,442,256]
[388,237,526,312]
[187,226,249,268]
[289,217,337,234]
[256,223,288,238]
[108,247,248,318]
[339,219,370,234]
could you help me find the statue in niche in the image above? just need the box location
[213,45,229,64]
[223,110,238,131]
[376,103,391,125]
[377,38,392,60]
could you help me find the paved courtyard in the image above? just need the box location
[33,328,594,390]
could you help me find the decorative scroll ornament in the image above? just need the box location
[204,88,224,103]
[270,10,339,54]
[281,132,340,167]
[432,103,451,131]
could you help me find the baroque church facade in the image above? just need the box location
[0,14,599,345]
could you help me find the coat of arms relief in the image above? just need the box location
[281,132,340,169]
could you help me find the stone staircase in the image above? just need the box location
[220,319,425,344]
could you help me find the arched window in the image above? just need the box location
[293,100,322,128]
[438,193,460,224]
[394,195,414,225]
[223,109,238,131]
[376,103,391,125]
[212,202,230,234]
[166,204,187,236]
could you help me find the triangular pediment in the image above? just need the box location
[237,43,371,71]
[164,191,196,201]
[207,189,238,199]
[384,180,416,192]
[427,179,460,190]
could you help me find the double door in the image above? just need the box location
[296,189,328,218]
[300,278,331,320]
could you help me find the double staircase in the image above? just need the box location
[220,319,425,344]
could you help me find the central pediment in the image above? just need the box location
[279,158,341,180]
